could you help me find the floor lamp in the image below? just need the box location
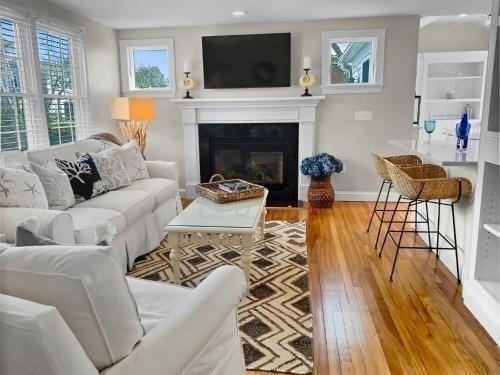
[111,97,156,155]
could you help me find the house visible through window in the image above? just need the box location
[120,39,176,97]
[322,29,385,94]
[0,5,91,151]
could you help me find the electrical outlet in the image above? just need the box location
[355,111,373,121]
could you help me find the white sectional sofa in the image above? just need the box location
[0,138,182,271]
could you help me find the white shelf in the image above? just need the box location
[484,223,500,238]
[427,75,483,80]
[425,98,482,103]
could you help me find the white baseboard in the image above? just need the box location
[463,281,500,344]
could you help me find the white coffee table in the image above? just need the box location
[165,190,268,289]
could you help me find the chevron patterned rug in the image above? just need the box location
[128,221,313,374]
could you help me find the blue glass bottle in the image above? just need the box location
[456,113,471,150]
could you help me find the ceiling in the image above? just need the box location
[46,0,492,30]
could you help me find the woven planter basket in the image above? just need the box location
[308,177,335,208]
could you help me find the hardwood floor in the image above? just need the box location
[247,202,499,375]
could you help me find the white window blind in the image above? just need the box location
[0,5,91,151]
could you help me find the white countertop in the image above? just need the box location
[389,139,479,166]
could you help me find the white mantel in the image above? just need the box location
[171,96,325,201]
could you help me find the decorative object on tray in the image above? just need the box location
[299,56,315,97]
[196,174,265,203]
[111,97,156,155]
[300,153,343,208]
[180,60,194,99]
[456,113,471,151]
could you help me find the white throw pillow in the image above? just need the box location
[0,166,48,209]
[117,140,149,181]
[90,148,131,190]
[30,162,75,210]
[0,245,144,370]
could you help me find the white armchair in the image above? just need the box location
[0,265,247,375]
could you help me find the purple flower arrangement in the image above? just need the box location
[300,153,343,178]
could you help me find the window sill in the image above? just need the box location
[123,90,176,98]
[321,83,383,95]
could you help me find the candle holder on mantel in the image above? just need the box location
[299,68,316,97]
[180,72,194,99]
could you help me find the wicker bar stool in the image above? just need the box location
[367,152,423,249]
[380,161,473,283]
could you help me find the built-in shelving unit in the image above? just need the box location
[464,0,500,346]
[415,51,488,141]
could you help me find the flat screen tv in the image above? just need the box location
[202,33,291,89]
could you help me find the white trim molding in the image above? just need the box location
[171,96,325,201]
[321,29,385,94]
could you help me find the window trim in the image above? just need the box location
[321,29,385,94]
[119,38,176,98]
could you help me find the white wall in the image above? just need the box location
[5,0,121,137]
[419,23,490,53]
[118,15,420,199]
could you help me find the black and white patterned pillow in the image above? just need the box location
[55,153,108,203]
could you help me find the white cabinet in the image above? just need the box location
[463,0,500,345]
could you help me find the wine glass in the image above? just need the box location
[424,120,436,143]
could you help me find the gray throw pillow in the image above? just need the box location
[30,162,75,210]
[90,148,131,191]
[15,223,61,247]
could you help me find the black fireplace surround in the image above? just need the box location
[199,123,299,206]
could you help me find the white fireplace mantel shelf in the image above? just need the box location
[171,96,326,201]
[171,96,325,109]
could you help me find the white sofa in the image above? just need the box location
[0,138,182,271]
[0,243,247,375]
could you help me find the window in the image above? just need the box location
[120,39,176,97]
[321,29,385,94]
[0,6,91,151]
[1,17,29,150]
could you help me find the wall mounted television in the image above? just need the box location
[202,33,291,89]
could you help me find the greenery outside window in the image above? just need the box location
[1,17,29,150]
[120,39,176,97]
[321,29,385,94]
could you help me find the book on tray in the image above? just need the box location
[218,181,249,192]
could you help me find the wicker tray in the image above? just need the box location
[195,174,265,204]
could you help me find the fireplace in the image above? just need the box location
[199,123,299,206]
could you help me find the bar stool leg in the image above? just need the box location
[451,203,461,284]
[390,199,412,281]
[425,201,432,251]
[436,199,441,259]
[379,195,401,257]
[414,201,418,233]
[367,180,387,232]
[375,182,392,249]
